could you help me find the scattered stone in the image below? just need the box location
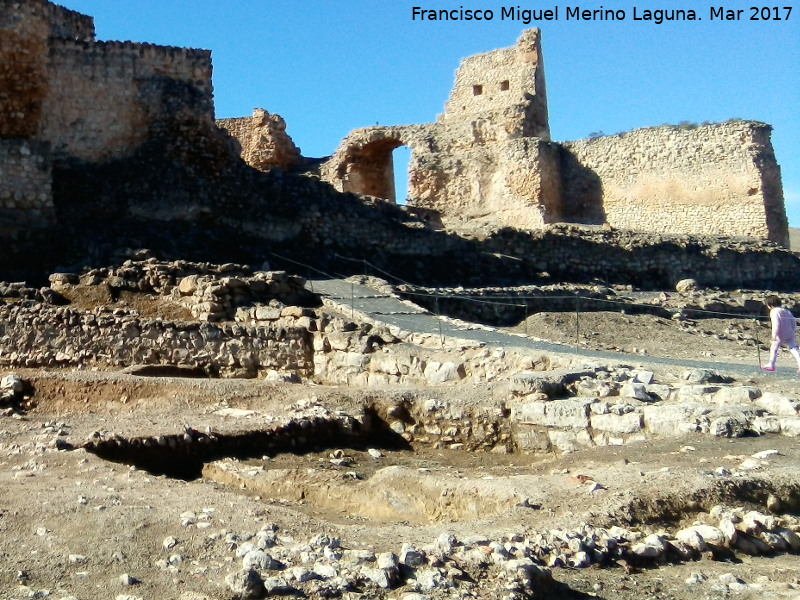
[162,536,178,550]
[225,568,266,598]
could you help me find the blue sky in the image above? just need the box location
[62,1,799,225]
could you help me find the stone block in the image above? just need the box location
[512,399,591,430]
[423,361,466,384]
[590,412,643,435]
[513,427,552,452]
[548,429,592,453]
[715,386,761,405]
[755,392,800,416]
[676,385,719,403]
[620,382,651,401]
[644,384,673,401]
[752,416,781,434]
[254,305,282,321]
[777,417,800,437]
[643,404,709,436]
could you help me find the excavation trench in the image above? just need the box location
[81,406,800,527]
[609,478,800,527]
[82,409,410,480]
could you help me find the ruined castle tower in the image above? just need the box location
[439,27,550,141]
[318,29,562,229]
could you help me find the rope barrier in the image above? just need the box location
[266,249,774,367]
[271,249,772,322]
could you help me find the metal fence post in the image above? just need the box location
[524,300,529,336]
[435,290,443,345]
[575,292,580,352]
[754,318,762,369]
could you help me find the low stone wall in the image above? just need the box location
[0,303,314,376]
[507,366,800,452]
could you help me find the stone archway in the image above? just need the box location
[339,137,404,202]
[321,125,435,205]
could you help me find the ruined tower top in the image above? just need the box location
[439,28,550,141]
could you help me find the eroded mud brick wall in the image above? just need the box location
[563,122,789,246]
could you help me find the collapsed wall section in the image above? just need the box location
[216,109,302,172]
[563,122,790,246]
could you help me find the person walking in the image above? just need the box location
[761,295,800,374]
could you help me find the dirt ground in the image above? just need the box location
[1,303,799,600]
[514,311,769,367]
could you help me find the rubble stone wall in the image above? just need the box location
[0,304,314,376]
[41,39,213,163]
[216,109,302,172]
[563,122,789,246]
[0,140,54,229]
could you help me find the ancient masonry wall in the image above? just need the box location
[0,304,314,375]
[318,30,557,230]
[45,1,95,41]
[0,0,51,139]
[0,0,216,233]
[563,122,789,246]
[308,30,791,244]
[0,140,54,228]
[439,27,549,140]
[42,40,213,163]
[216,109,301,172]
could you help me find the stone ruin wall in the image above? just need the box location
[296,30,789,245]
[563,122,789,246]
[0,303,314,376]
[45,1,95,41]
[317,29,557,229]
[0,140,53,229]
[42,39,213,163]
[439,28,549,141]
[0,0,55,139]
[0,0,216,234]
[216,109,302,172]
[407,136,562,231]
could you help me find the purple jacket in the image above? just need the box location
[771,306,797,341]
